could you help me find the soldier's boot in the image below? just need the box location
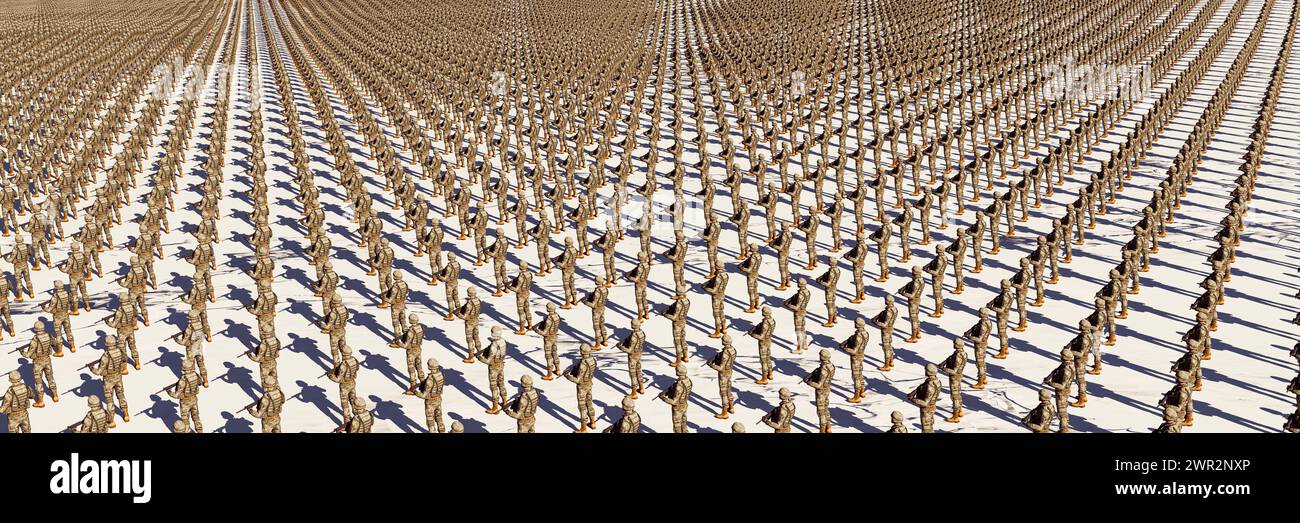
[804,262,816,271]
[1184,412,1194,426]
[71,302,79,316]
[971,265,982,274]
[710,329,721,339]
[107,414,117,429]
[378,301,389,309]
[123,412,130,422]
[776,281,789,291]
[1014,319,1027,332]
[462,356,476,364]
[714,409,729,419]
[905,328,920,343]
[823,318,836,327]
[52,391,59,402]
[561,300,572,310]
[670,357,681,368]
[1071,394,1087,408]
[1194,377,1203,392]
[388,339,401,348]
[486,401,500,415]
[1128,283,1140,295]
[848,389,862,403]
[33,398,45,408]
[1089,362,1103,375]
[945,409,962,423]
[629,388,638,399]
[493,287,503,297]
[134,360,141,370]
[994,349,1009,359]
[587,419,597,430]
[204,379,209,388]
[444,313,455,321]
[542,372,555,381]
[851,293,864,304]
[954,283,964,294]
[756,376,769,385]
[1105,333,1117,346]
[1201,348,1212,360]
[930,306,943,318]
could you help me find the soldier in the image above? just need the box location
[456,287,482,363]
[19,324,57,407]
[838,318,870,403]
[706,334,737,419]
[870,219,892,282]
[703,270,728,338]
[43,282,75,354]
[564,343,598,432]
[450,421,465,434]
[89,335,129,427]
[816,262,839,326]
[1159,369,1196,428]
[900,266,925,343]
[627,251,651,320]
[1044,350,1076,433]
[940,337,967,423]
[382,272,410,346]
[344,395,374,433]
[740,243,762,312]
[328,345,360,429]
[803,349,835,433]
[1069,319,1094,407]
[887,411,908,433]
[74,396,111,433]
[393,313,425,393]
[1022,389,1055,433]
[770,222,793,289]
[510,262,533,334]
[557,237,579,307]
[503,374,539,433]
[535,303,563,379]
[0,275,14,338]
[907,363,942,433]
[966,308,993,389]
[872,295,898,370]
[662,297,691,365]
[439,255,461,320]
[762,387,796,433]
[581,284,609,348]
[616,316,646,397]
[923,244,947,317]
[597,220,618,287]
[786,278,811,353]
[748,305,776,383]
[414,358,446,433]
[320,295,350,363]
[0,370,33,433]
[845,230,869,303]
[166,358,203,433]
[59,243,92,313]
[658,364,692,433]
[476,326,509,413]
[1154,403,1184,434]
[248,374,285,433]
[603,395,641,433]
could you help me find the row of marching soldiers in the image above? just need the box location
[1280,0,1300,435]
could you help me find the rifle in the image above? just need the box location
[240,400,258,413]
[64,420,83,433]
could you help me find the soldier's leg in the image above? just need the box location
[1055,393,1070,433]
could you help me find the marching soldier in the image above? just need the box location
[662,297,691,365]
[439,255,462,320]
[510,262,533,334]
[88,335,130,427]
[581,284,609,348]
[740,243,762,312]
[786,278,811,353]
[344,396,374,433]
[816,262,839,326]
[74,396,111,433]
[966,308,993,389]
[399,314,425,393]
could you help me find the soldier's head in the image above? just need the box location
[547,303,556,313]
[1036,236,1047,246]
[761,305,771,316]
[621,395,635,411]
[53,279,62,288]
[427,357,439,370]
[1109,268,1120,280]
[468,287,477,297]
[1020,258,1030,268]
[855,317,865,330]
[1061,349,1074,361]
[71,242,80,251]
[912,265,922,276]
[731,422,745,433]
[8,370,19,383]
[450,421,464,433]
[331,294,343,306]
[341,345,353,357]
[130,255,139,264]
[819,349,831,363]
[265,374,278,389]
[491,325,502,339]
[925,363,937,376]
[891,411,904,424]
[565,237,573,247]
[721,333,732,346]
[580,343,591,356]
[1039,388,1052,402]
[1175,369,1191,384]
[779,387,790,400]
[352,395,367,410]
[797,278,807,289]
[1000,279,1011,290]
[88,395,100,408]
[182,357,195,371]
[393,272,403,282]
[520,374,533,390]
[118,292,130,303]
[172,420,187,433]
[323,260,333,271]
[675,364,688,378]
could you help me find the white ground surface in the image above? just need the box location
[2,0,1297,432]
